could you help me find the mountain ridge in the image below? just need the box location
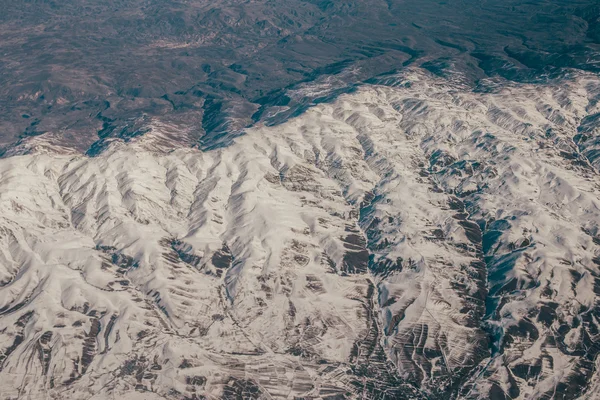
[0,69,599,399]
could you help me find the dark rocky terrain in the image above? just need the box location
[1,0,599,154]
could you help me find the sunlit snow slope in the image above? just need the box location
[1,69,600,399]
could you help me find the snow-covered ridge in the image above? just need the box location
[1,69,600,399]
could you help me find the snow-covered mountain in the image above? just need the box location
[1,69,600,399]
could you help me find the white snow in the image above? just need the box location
[0,69,599,399]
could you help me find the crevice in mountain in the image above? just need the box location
[0,311,33,371]
[422,179,489,397]
[341,225,370,274]
[36,331,53,376]
[347,277,428,399]
[102,315,118,355]
[212,243,234,278]
[428,160,516,398]
[161,238,202,269]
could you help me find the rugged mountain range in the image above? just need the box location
[0,69,599,399]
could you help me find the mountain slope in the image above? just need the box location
[0,69,599,399]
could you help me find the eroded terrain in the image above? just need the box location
[1,69,600,399]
